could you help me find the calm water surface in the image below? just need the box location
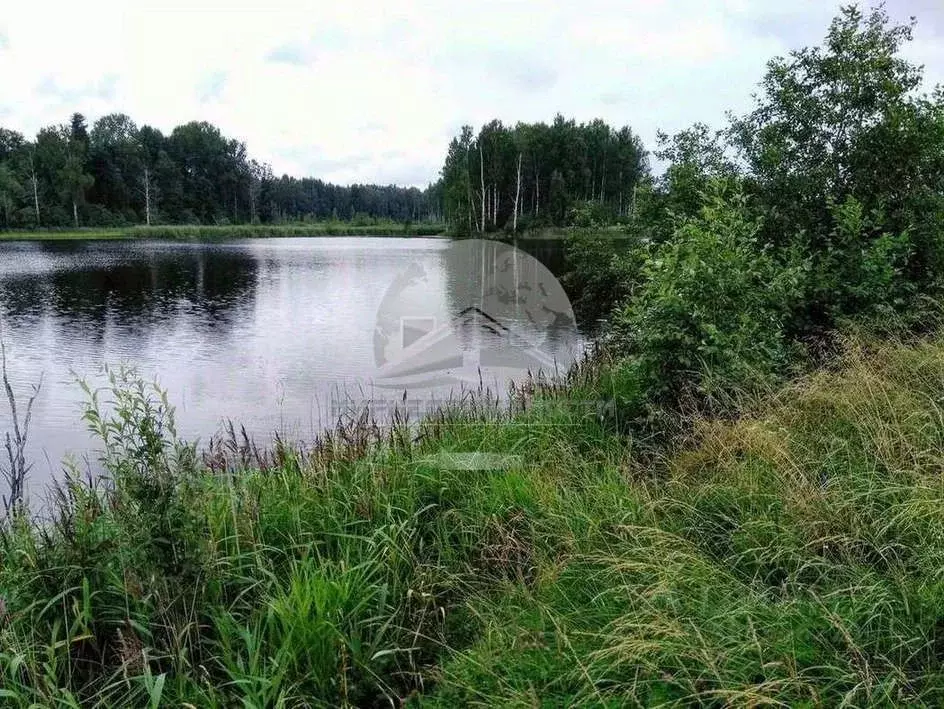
[0,237,577,497]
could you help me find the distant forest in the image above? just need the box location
[0,115,438,229]
[0,113,648,231]
[441,117,648,234]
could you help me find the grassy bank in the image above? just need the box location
[0,222,446,241]
[1,334,943,706]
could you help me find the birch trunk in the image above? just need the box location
[29,154,40,226]
[479,143,485,233]
[513,153,522,232]
[492,183,498,226]
[144,166,151,226]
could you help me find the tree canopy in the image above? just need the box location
[0,115,441,228]
[439,116,648,233]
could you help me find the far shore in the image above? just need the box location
[0,223,449,241]
[0,224,645,242]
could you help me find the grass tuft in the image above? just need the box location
[1,334,943,705]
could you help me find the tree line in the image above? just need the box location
[439,117,648,233]
[0,115,442,229]
[0,110,652,232]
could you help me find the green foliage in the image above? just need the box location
[613,184,802,405]
[567,199,611,228]
[0,116,443,229]
[728,4,944,326]
[3,322,944,707]
[563,231,644,325]
[560,3,944,412]
[807,195,915,321]
[654,122,737,224]
[440,116,648,232]
[3,5,944,707]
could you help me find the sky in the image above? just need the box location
[0,0,942,187]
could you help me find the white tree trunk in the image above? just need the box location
[513,153,522,232]
[29,154,40,226]
[144,166,151,226]
[72,200,78,228]
[479,143,485,233]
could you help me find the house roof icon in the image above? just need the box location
[374,306,558,389]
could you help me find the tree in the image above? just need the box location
[64,117,94,228]
[441,125,475,235]
[0,162,21,227]
[439,117,648,232]
[654,123,736,222]
[60,147,94,227]
[729,4,922,243]
[0,113,444,227]
[729,3,944,326]
[89,113,140,222]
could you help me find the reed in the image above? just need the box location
[0,335,942,706]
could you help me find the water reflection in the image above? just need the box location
[0,237,577,498]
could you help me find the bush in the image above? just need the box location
[808,196,915,323]
[563,231,645,326]
[567,200,612,228]
[612,184,803,406]
[84,203,122,228]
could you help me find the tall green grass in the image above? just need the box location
[0,337,942,706]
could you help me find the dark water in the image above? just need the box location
[0,237,578,497]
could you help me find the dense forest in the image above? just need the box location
[440,117,648,233]
[0,111,651,232]
[0,116,440,228]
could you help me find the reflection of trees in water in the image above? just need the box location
[0,243,262,374]
[441,239,578,348]
[0,244,259,336]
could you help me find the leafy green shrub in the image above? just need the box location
[805,196,914,324]
[563,231,645,326]
[567,200,612,228]
[78,367,203,579]
[612,184,803,406]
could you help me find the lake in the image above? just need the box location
[0,237,581,499]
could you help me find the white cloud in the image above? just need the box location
[0,0,941,186]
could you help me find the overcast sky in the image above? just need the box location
[1,1,942,187]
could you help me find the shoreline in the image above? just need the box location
[0,225,640,242]
[0,223,448,241]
